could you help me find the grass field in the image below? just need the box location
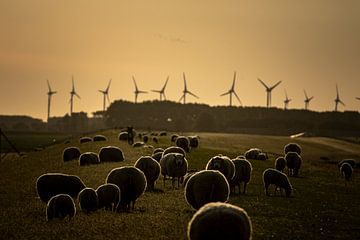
[0,130,359,239]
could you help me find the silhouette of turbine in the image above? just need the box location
[132,76,147,103]
[99,79,111,112]
[179,73,199,104]
[151,76,169,101]
[257,78,282,108]
[284,89,291,110]
[334,84,345,112]
[46,79,57,122]
[356,97,360,101]
[220,71,242,106]
[69,76,80,115]
[304,90,314,110]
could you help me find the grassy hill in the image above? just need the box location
[0,130,359,239]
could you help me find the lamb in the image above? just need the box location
[162,146,186,157]
[78,188,98,213]
[143,135,149,143]
[160,153,188,188]
[99,146,125,162]
[93,135,107,142]
[175,136,190,152]
[159,131,167,136]
[132,141,146,148]
[63,147,81,162]
[171,134,179,142]
[340,162,353,181]
[184,170,230,210]
[153,148,164,155]
[284,142,302,155]
[79,152,100,166]
[257,152,268,160]
[188,136,199,148]
[134,156,161,191]
[96,183,121,211]
[187,202,252,240]
[230,158,252,194]
[118,132,128,141]
[151,152,163,162]
[106,166,147,211]
[338,159,356,168]
[46,194,76,221]
[275,157,286,172]
[79,136,92,144]
[205,155,235,183]
[36,173,86,203]
[285,151,302,176]
[262,168,292,197]
[244,148,262,160]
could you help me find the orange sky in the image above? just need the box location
[1,0,359,121]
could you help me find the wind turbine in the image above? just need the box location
[99,79,112,112]
[334,84,345,112]
[220,71,242,106]
[179,72,199,104]
[257,78,282,108]
[151,76,169,101]
[284,89,291,110]
[46,80,57,122]
[304,90,314,110]
[69,76,80,115]
[132,76,147,103]
[356,97,360,101]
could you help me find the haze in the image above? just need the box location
[1,0,359,120]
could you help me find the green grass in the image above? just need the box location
[0,130,359,239]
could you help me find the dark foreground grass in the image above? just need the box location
[0,130,359,239]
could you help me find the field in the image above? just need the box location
[0,130,359,240]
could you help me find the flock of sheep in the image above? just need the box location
[35,130,355,239]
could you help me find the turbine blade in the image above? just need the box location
[309,96,314,101]
[107,93,110,103]
[304,90,308,99]
[132,76,138,90]
[270,81,282,90]
[106,79,112,92]
[183,72,187,90]
[151,90,161,93]
[163,92,166,100]
[257,78,269,89]
[233,91,242,105]
[75,93,81,99]
[179,94,184,102]
[340,100,345,106]
[162,76,169,91]
[139,90,148,94]
[188,91,199,99]
[232,71,236,90]
[356,97,360,100]
[220,91,230,96]
[47,79,51,92]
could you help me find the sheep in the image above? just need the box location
[143,135,149,143]
[160,153,188,188]
[106,166,147,211]
[230,158,252,194]
[78,188,98,213]
[79,152,100,166]
[79,136,92,144]
[262,168,292,197]
[187,202,252,240]
[96,183,121,211]
[188,136,199,148]
[93,135,107,142]
[285,151,302,176]
[132,141,145,148]
[171,134,179,142]
[99,146,125,162]
[244,148,262,160]
[118,132,128,141]
[152,137,159,144]
[153,148,164,155]
[175,136,190,152]
[338,159,356,168]
[151,152,163,162]
[159,131,167,136]
[205,155,235,183]
[275,157,286,172]
[185,170,230,210]
[46,194,76,221]
[257,152,268,160]
[340,162,353,181]
[63,147,81,162]
[284,142,302,155]
[162,146,186,157]
[36,173,86,203]
[134,156,161,191]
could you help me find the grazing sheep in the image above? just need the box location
[230,158,252,194]
[36,173,86,203]
[285,152,302,176]
[126,126,135,145]
[188,136,199,148]
[284,143,302,155]
[153,148,164,155]
[78,188,98,213]
[152,137,159,144]
[185,170,230,210]
[262,168,292,197]
[338,159,356,168]
[134,156,161,191]
[106,166,147,211]
[187,202,252,240]
[151,152,163,162]
[79,136,92,144]
[160,153,188,188]
[118,132,128,141]
[143,135,149,143]
[171,134,179,142]
[63,147,81,162]
[46,194,76,221]
[275,157,286,172]
[340,162,353,181]
[244,148,262,160]
[133,141,145,148]
[99,146,124,162]
[96,183,121,212]
[206,155,235,183]
[159,131,167,136]
[257,153,268,160]
[175,136,190,152]
[93,135,107,142]
[79,152,100,166]
[162,146,186,157]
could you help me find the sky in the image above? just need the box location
[1,0,360,121]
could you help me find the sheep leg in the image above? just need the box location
[172,177,175,189]
[163,175,166,189]
[243,182,247,194]
[265,183,270,196]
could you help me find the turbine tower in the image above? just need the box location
[99,79,112,112]
[46,80,57,122]
[257,78,282,108]
[220,71,242,106]
[69,76,80,115]
[179,72,199,104]
[334,84,345,112]
[304,90,314,110]
[132,76,147,103]
[151,76,169,101]
[284,89,291,110]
